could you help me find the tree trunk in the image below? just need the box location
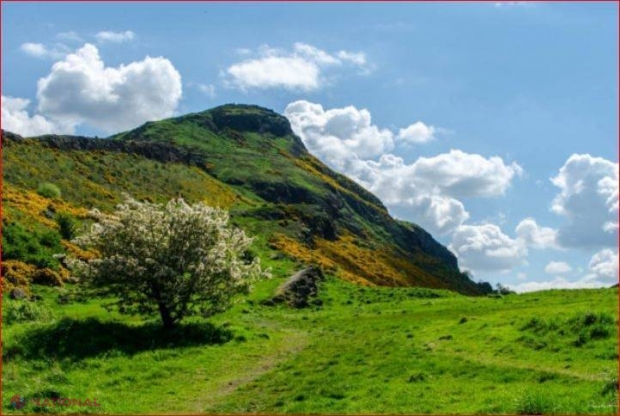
[158,302,175,330]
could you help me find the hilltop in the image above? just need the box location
[2,104,490,295]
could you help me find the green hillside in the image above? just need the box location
[2,104,487,294]
[2,104,616,415]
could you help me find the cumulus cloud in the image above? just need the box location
[403,150,523,198]
[95,30,135,43]
[397,122,436,144]
[1,95,73,136]
[391,194,470,236]
[285,100,522,235]
[510,277,602,293]
[225,43,368,91]
[448,224,527,272]
[584,249,618,284]
[515,218,558,249]
[346,150,521,234]
[285,100,394,169]
[36,43,182,132]
[20,42,68,60]
[551,154,618,248]
[511,249,617,293]
[544,261,572,275]
[347,151,522,235]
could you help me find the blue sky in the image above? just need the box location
[2,2,618,291]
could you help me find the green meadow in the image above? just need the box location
[3,275,617,414]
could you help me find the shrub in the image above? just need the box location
[69,196,269,329]
[1,260,35,292]
[55,213,77,240]
[515,390,557,415]
[2,222,63,270]
[3,300,54,325]
[37,183,62,199]
[32,268,64,287]
[407,372,428,383]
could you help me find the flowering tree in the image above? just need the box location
[68,196,267,329]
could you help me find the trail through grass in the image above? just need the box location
[2,279,617,414]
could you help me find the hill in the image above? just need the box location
[2,104,489,295]
[2,105,616,415]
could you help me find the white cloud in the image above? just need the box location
[515,218,558,249]
[544,261,572,275]
[392,194,470,236]
[336,50,367,66]
[584,249,618,283]
[449,224,527,272]
[21,43,47,57]
[56,31,83,43]
[402,150,523,198]
[1,95,73,136]
[551,154,618,248]
[510,277,602,293]
[396,122,436,144]
[95,30,135,43]
[510,248,617,293]
[196,83,216,99]
[516,272,528,280]
[285,100,394,168]
[285,100,522,235]
[20,42,68,60]
[225,43,368,91]
[494,2,531,7]
[36,43,182,133]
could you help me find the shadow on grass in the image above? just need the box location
[4,317,233,362]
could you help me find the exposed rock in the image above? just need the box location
[211,105,293,137]
[266,266,325,308]
[9,287,29,300]
[4,133,206,166]
[1,130,25,143]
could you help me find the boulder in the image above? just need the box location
[267,266,324,308]
[9,287,29,300]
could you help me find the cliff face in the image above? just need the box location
[2,104,488,295]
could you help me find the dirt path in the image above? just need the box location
[190,326,309,412]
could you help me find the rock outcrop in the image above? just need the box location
[266,267,325,308]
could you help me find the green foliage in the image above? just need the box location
[3,300,54,325]
[32,268,64,287]
[55,213,77,240]
[1,222,63,270]
[6,318,233,361]
[69,197,267,329]
[515,390,557,415]
[520,311,615,349]
[37,182,61,199]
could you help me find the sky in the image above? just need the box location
[1,2,618,292]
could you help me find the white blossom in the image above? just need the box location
[69,196,268,328]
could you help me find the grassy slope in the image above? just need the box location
[2,279,617,414]
[2,108,481,294]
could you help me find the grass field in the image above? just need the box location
[2,274,618,414]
